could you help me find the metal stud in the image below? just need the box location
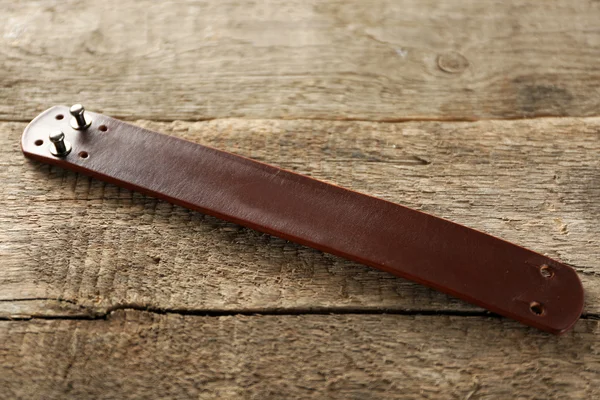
[70,103,92,130]
[49,130,72,157]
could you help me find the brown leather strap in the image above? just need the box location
[21,106,584,334]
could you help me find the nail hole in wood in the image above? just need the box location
[540,265,554,278]
[55,114,64,120]
[34,139,43,146]
[99,125,108,132]
[530,302,544,315]
[79,151,89,159]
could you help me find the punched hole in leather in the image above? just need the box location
[21,105,585,334]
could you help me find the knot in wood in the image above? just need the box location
[437,52,469,74]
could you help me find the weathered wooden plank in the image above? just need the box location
[1,0,599,121]
[0,311,598,399]
[1,117,598,318]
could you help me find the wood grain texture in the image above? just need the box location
[1,0,600,121]
[3,1,600,397]
[1,117,599,319]
[1,310,599,399]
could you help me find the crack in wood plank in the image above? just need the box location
[2,296,600,322]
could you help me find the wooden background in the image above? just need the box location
[1,1,599,399]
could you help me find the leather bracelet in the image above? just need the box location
[21,105,584,334]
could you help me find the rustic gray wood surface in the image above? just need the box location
[1,311,599,400]
[1,1,599,399]
[2,0,600,121]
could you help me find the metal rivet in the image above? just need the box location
[48,130,72,157]
[70,103,92,130]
